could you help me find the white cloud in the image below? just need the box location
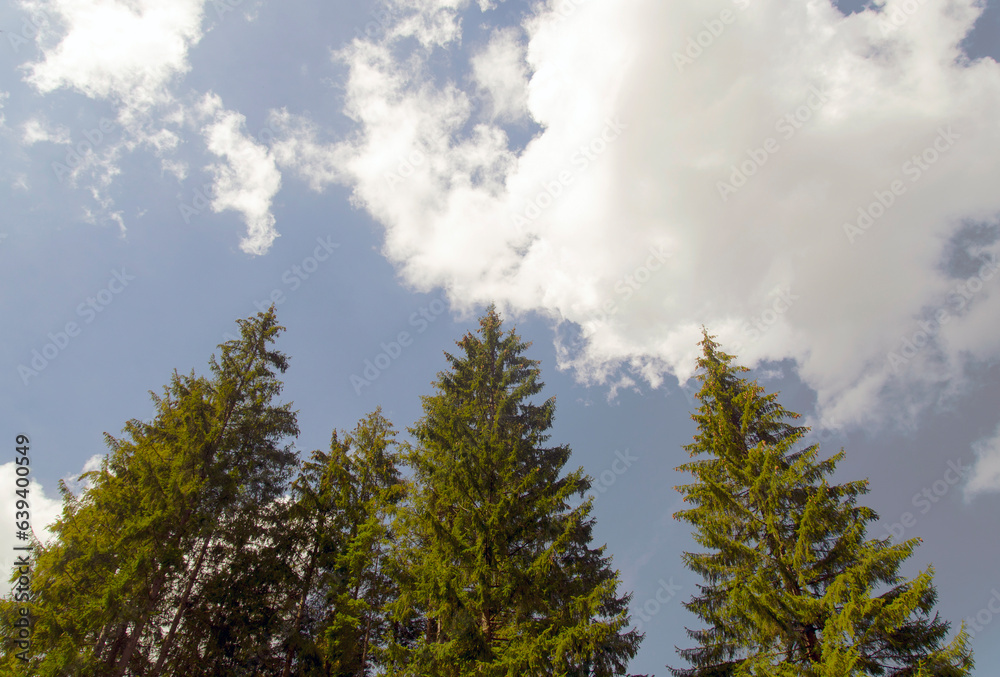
[18,0,997,433]
[0,91,8,127]
[0,454,116,590]
[269,109,347,192]
[0,463,62,583]
[61,453,105,496]
[198,93,283,255]
[161,157,188,181]
[384,0,466,48]
[269,0,1000,434]
[23,0,207,111]
[21,117,71,145]
[471,27,529,121]
[967,424,1000,497]
[16,0,213,234]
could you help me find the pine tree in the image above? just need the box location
[281,408,404,677]
[1,308,298,676]
[670,330,974,676]
[147,308,299,675]
[2,369,222,677]
[386,304,642,676]
[281,438,353,677]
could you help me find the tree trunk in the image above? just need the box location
[93,621,114,662]
[282,540,320,677]
[150,529,215,676]
[109,568,167,677]
[358,552,381,675]
[97,622,128,670]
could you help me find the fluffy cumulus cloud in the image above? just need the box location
[15,0,1000,441]
[0,462,62,579]
[22,0,206,109]
[0,453,108,589]
[270,0,1000,437]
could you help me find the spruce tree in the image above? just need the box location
[281,408,404,677]
[670,330,973,676]
[147,308,299,676]
[386,304,642,676]
[1,308,298,676]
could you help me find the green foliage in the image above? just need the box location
[386,304,642,676]
[5,308,973,677]
[282,408,405,677]
[1,308,299,676]
[151,308,300,675]
[670,330,974,677]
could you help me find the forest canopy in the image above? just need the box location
[1,308,972,677]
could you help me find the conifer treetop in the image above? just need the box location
[389,303,643,676]
[670,329,973,677]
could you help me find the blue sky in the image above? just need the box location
[2,0,1000,673]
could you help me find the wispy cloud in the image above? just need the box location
[21,117,71,146]
[197,93,283,255]
[967,423,1000,498]
[21,0,260,240]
